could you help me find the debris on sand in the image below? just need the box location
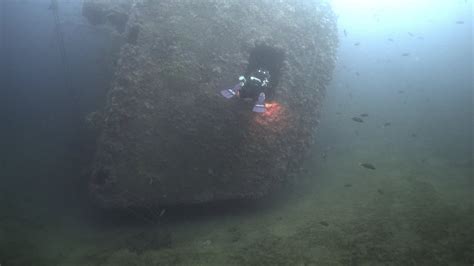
[352,117,364,123]
[360,162,376,170]
[320,221,329,227]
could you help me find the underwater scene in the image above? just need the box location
[0,0,472,265]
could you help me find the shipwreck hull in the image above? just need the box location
[85,0,338,208]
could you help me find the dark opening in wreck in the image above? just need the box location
[246,45,285,99]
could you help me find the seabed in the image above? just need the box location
[1,122,472,266]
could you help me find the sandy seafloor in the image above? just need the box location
[1,90,472,266]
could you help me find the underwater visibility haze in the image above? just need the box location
[0,0,472,265]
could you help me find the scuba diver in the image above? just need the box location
[220,68,271,113]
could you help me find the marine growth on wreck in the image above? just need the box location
[83,0,339,208]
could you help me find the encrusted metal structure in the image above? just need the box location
[84,0,338,208]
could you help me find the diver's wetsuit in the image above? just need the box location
[219,68,272,112]
[239,69,271,100]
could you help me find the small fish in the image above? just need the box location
[323,146,332,156]
[401,53,410,57]
[408,32,414,37]
[398,90,405,94]
[343,29,348,37]
[335,112,342,115]
[355,71,360,76]
[344,184,352,188]
[411,133,417,138]
[352,117,364,123]
[387,38,394,42]
[360,113,369,117]
[360,162,376,170]
[321,152,327,160]
[354,42,360,46]
[383,122,391,127]
[377,189,384,195]
[320,221,329,227]
[455,20,464,24]
[159,209,166,217]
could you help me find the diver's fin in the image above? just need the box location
[220,83,242,99]
[252,92,266,113]
[221,88,237,99]
[253,103,266,113]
